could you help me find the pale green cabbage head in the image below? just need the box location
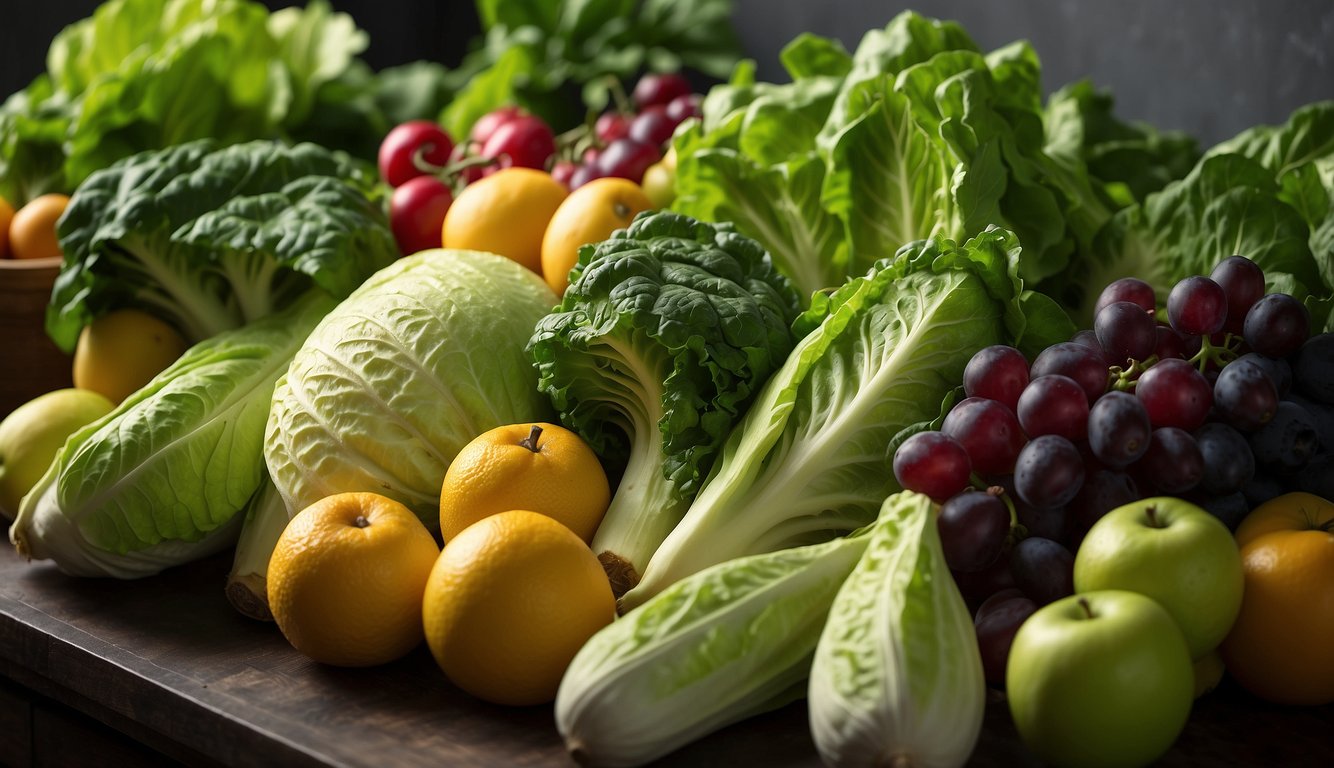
[264,250,558,525]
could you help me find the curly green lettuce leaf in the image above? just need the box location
[9,294,334,578]
[530,211,802,594]
[622,227,1056,609]
[47,139,393,353]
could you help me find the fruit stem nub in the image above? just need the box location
[520,424,544,452]
[353,515,370,528]
[1079,597,1095,620]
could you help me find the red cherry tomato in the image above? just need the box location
[390,175,453,255]
[469,105,526,145]
[378,121,454,188]
[595,112,631,144]
[632,72,691,110]
[550,160,579,189]
[665,93,703,124]
[480,114,556,170]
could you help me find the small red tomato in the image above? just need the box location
[550,160,579,189]
[595,112,631,144]
[390,175,453,255]
[469,105,526,145]
[378,121,454,188]
[632,72,692,110]
[665,93,703,124]
[481,115,556,170]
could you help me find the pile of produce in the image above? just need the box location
[2,3,1333,768]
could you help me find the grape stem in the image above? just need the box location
[1187,332,1242,372]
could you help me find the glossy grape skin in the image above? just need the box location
[893,431,972,501]
[1009,537,1076,606]
[937,489,1011,572]
[1249,400,1320,471]
[1095,300,1158,365]
[963,345,1029,411]
[665,93,703,124]
[1210,255,1266,335]
[632,72,692,109]
[1136,427,1204,494]
[974,590,1038,687]
[1014,435,1085,509]
[942,397,1027,475]
[1135,358,1213,431]
[1234,352,1292,398]
[1065,469,1138,545]
[628,106,677,147]
[1030,342,1109,405]
[596,138,661,182]
[951,554,1018,611]
[1087,391,1152,468]
[1094,277,1157,316]
[568,163,610,190]
[1153,325,1189,361]
[594,111,631,143]
[1243,293,1310,359]
[1070,329,1105,358]
[1167,275,1228,336]
[1213,358,1279,432]
[1195,422,1256,495]
[1017,374,1090,440]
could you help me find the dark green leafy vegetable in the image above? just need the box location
[49,139,397,352]
[529,211,802,594]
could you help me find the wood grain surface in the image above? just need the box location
[1,531,1330,767]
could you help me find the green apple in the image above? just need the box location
[1007,590,1194,768]
[1073,496,1244,659]
[0,388,114,519]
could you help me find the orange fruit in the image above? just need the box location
[73,308,190,403]
[438,422,610,544]
[441,167,568,274]
[7,193,69,261]
[0,196,14,258]
[422,509,615,706]
[539,177,652,295]
[268,492,441,667]
[1220,492,1334,705]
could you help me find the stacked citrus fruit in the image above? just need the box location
[267,422,616,707]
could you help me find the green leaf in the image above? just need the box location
[440,43,540,140]
[780,34,853,80]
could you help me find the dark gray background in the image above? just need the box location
[3,1,1332,146]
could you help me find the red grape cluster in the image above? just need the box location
[374,73,702,256]
[892,254,1333,686]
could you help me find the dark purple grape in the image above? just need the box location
[1195,422,1256,495]
[1210,255,1266,335]
[1192,490,1251,532]
[1167,275,1228,336]
[1094,277,1157,317]
[1243,293,1310,359]
[1065,469,1139,546]
[1070,329,1106,358]
[1017,499,1067,542]
[1234,352,1291,398]
[1136,427,1204,493]
[1241,471,1287,508]
[1289,392,1334,448]
[627,107,677,147]
[1095,301,1158,365]
[1135,358,1213,431]
[1293,333,1334,404]
[951,554,1017,611]
[937,488,1011,573]
[963,345,1029,411]
[974,590,1038,687]
[1009,537,1075,606]
[1249,400,1320,471]
[1014,435,1085,509]
[1087,391,1152,468]
[1030,342,1109,405]
[893,431,972,501]
[1017,374,1090,440]
[1214,358,1279,432]
[596,138,661,182]
[942,397,1027,476]
[1153,325,1188,361]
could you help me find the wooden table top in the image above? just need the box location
[1,527,1330,767]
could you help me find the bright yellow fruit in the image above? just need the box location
[0,388,115,519]
[438,422,610,544]
[422,509,615,706]
[442,167,568,274]
[7,193,69,261]
[268,492,441,667]
[539,177,652,296]
[72,309,190,404]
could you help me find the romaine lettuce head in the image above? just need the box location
[9,294,334,578]
[622,227,1064,608]
[266,250,558,525]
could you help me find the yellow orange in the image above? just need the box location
[72,309,190,404]
[442,167,567,274]
[540,177,652,295]
[422,510,615,706]
[268,492,441,667]
[1220,492,1334,705]
[438,422,610,544]
[8,193,69,261]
